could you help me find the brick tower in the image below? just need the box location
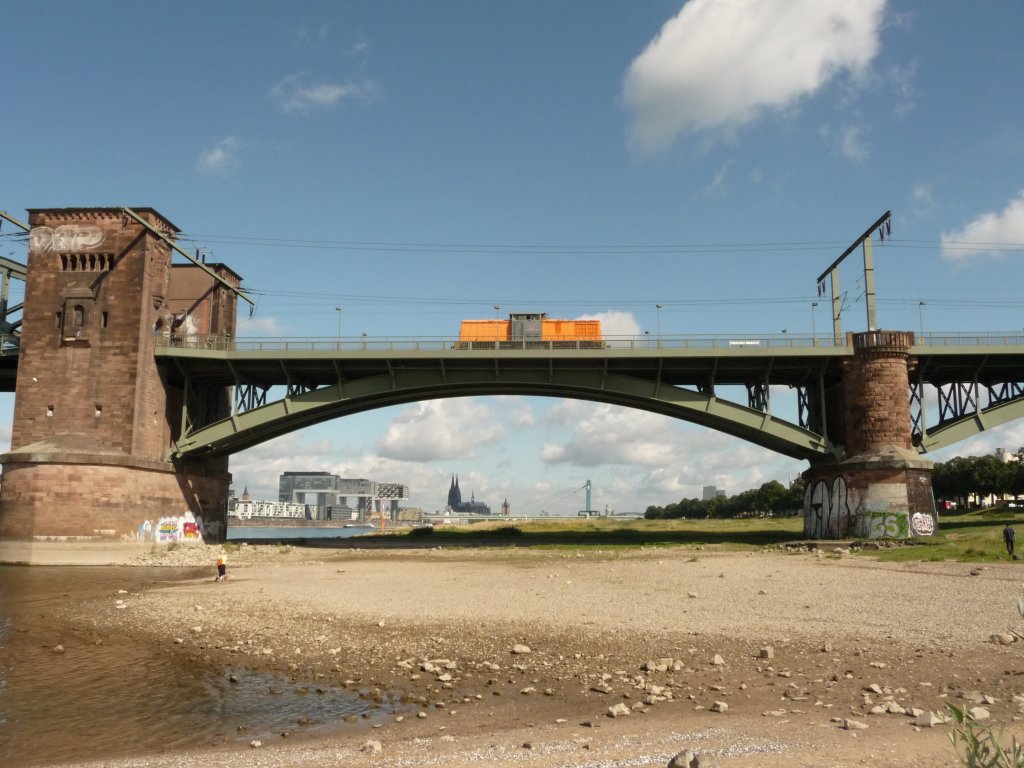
[803,331,936,540]
[0,208,237,541]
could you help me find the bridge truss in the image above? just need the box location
[158,336,842,461]
[911,341,1024,452]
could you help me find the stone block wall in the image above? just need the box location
[12,208,177,457]
[0,458,228,540]
[0,207,238,541]
[840,331,914,455]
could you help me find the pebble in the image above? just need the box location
[360,739,383,754]
[511,644,531,655]
[669,749,721,767]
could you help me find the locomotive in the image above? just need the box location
[457,312,603,349]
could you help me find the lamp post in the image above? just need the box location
[655,304,663,348]
[494,305,500,346]
[335,306,342,337]
[918,301,926,338]
[811,302,818,337]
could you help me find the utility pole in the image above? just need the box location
[816,211,892,342]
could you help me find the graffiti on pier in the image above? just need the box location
[910,511,936,536]
[803,476,853,539]
[29,224,105,252]
[860,510,910,539]
[155,511,206,544]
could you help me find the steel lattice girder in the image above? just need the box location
[913,378,1024,453]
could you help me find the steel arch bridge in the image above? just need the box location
[153,333,1024,461]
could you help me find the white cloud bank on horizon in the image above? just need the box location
[941,192,1024,262]
[270,73,377,113]
[622,0,887,153]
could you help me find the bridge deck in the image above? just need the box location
[151,333,1024,391]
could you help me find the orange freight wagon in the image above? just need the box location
[457,313,603,348]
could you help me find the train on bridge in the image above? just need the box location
[457,312,604,349]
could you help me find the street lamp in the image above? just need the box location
[655,304,663,347]
[918,301,926,337]
[494,305,501,346]
[811,302,818,337]
[335,306,342,337]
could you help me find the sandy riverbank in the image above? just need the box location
[11,541,1024,767]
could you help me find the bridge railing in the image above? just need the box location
[156,333,850,352]
[153,332,1024,353]
[914,332,1024,347]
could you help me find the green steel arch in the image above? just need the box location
[917,397,1024,454]
[172,366,831,461]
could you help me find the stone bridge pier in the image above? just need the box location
[803,330,936,540]
[0,207,237,543]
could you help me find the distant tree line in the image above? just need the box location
[644,450,1024,521]
[932,450,1024,508]
[644,478,806,520]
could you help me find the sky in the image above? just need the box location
[3,0,1024,515]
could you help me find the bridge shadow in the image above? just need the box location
[276,524,801,550]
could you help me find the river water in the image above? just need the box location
[227,524,375,540]
[0,565,384,766]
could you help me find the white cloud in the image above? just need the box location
[237,315,283,337]
[270,73,377,113]
[295,24,330,48]
[377,398,503,461]
[887,60,917,118]
[577,310,640,339]
[347,37,371,58]
[702,160,735,198]
[911,182,935,215]
[836,123,870,163]
[931,421,1024,464]
[196,136,244,175]
[941,192,1024,262]
[542,401,678,467]
[539,399,802,507]
[622,0,887,153]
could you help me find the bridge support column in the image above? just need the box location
[803,331,936,539]
[0,208,238,543]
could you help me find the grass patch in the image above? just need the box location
[858,508,1023,563]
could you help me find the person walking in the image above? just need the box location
[214,552,228,581]
[1003,524,1015,558]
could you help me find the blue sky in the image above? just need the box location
[3,0,1024,514]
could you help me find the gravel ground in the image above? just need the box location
[20,542,1024,767]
